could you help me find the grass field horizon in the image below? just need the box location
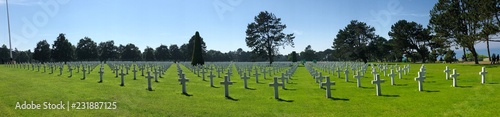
[1,62,499,116]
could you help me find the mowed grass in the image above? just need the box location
[0,63,499,116]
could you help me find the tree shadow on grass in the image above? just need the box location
[456,86,472,88]
[321,87,336,90]
[182,92,193,97]
[361,86,374,89]
[276,98,294,102]
[394,84,408,86]
[424,81,437,83]
[423,90,440,92]
[329,97,350,101]
[381,94,400,97]
[245,87,256,90]
[225,96,239,101]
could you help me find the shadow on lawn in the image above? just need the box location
[245,87,257,90]
[423,90,440,92]
[394,84,408,86]
[321,87,336,90]
[361,87,374,89]
[381,94,400,97]
[424,81,437,83]
[456,86,472,88]
[329,97,350,101]
[226,96,239,101]
[182,93,193,97]
[488,82,499,84]
[277,98,294,102]
[283,88,297,91]
[210,86,220,88]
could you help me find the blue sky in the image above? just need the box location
[1,0,499,57]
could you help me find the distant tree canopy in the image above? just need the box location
[33,40,51,63]
[155,45,170,61]
[191,31,205,66]
[121,43,142,61]
[332,20,376,63]
[300,45,317,61]
[51,33,74,63]
[76,37,98,61]
[143,46,155,61]
[246,11,295,65]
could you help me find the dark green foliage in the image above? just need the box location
[191,31,205,66]
[120,43,142,61]
[246,11,295,65]
[97,40,118,62]
[155,45,170,61]
[444,50,455,63]
[143,46,155,61]
[291,51,297,62]
[332,20,376,63]
[169,44,182,62]
[33,40,51,63]
[51,33,74,62]
[0,45,11,63]
[389,20,431,63]
[75,37,98,61]
[300,45,317,61]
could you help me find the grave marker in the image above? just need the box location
[146,71,154,91]
[241,73,250,89]
[120,68,126,86]
[178,74,189,94]
[269,77,283,99]
[414,71,426,91]
[450,69,459,87]
[321,76,335,98]
[388,69,396,85]
[371,74,385,96]
[479,67,487,84]
[444,66,450,80]
[220,76,234,98]
[354,71,362,88]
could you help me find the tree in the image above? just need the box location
[332,20,376,63]
[51,33,74,63]
[143,46,155,61]
[16,50,31,63]
[120,43,142,61]
[191,31,205,66]
[389,20,431,63]
[155,45,170,61]
[429,0,491,64]
[300,45,317,61]
[180,44,189,61]
[169,44,181,62]
[290,51,297,62]
[75,37,98,61]
[246,11,295,65]
[33,40,51,63]
[444,49,456,63]
[0,45,11,64]
[186,33,206,62]
[97,40,118,62]
[367,36,392,62]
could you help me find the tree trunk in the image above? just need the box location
[463,47,466,61]
[470,47,479,64]
[487,37,491,63]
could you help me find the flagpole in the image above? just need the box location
[5,0,13,62]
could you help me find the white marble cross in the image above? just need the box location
[354,71,362,88]
[146,71,154,91]
[388,69,396,85]
[114,67,119,78]
[371,74,385,96]
[279,73,287,89]
[241,73,250,89]
[81,67,87,79]
[479,67,487,84]
[132,65,138,80]
[443,66,450,80]
[315,72,324,84]
[336,68,342,78]
[450,69,459,87]
[120,68,126,86]
[98,68,104,83]
[254,69,260,83]
[344,68,349,82]
[220,76,234,98]
[208,70,215,87]
[201,67,206,81]
[397,67,403,79]
[153,68,159,82]
[414,71,426,91]
[269,77,283,99]
[321,76,335,98]
[178,73,189,94]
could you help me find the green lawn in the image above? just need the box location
[0,63,499,116]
